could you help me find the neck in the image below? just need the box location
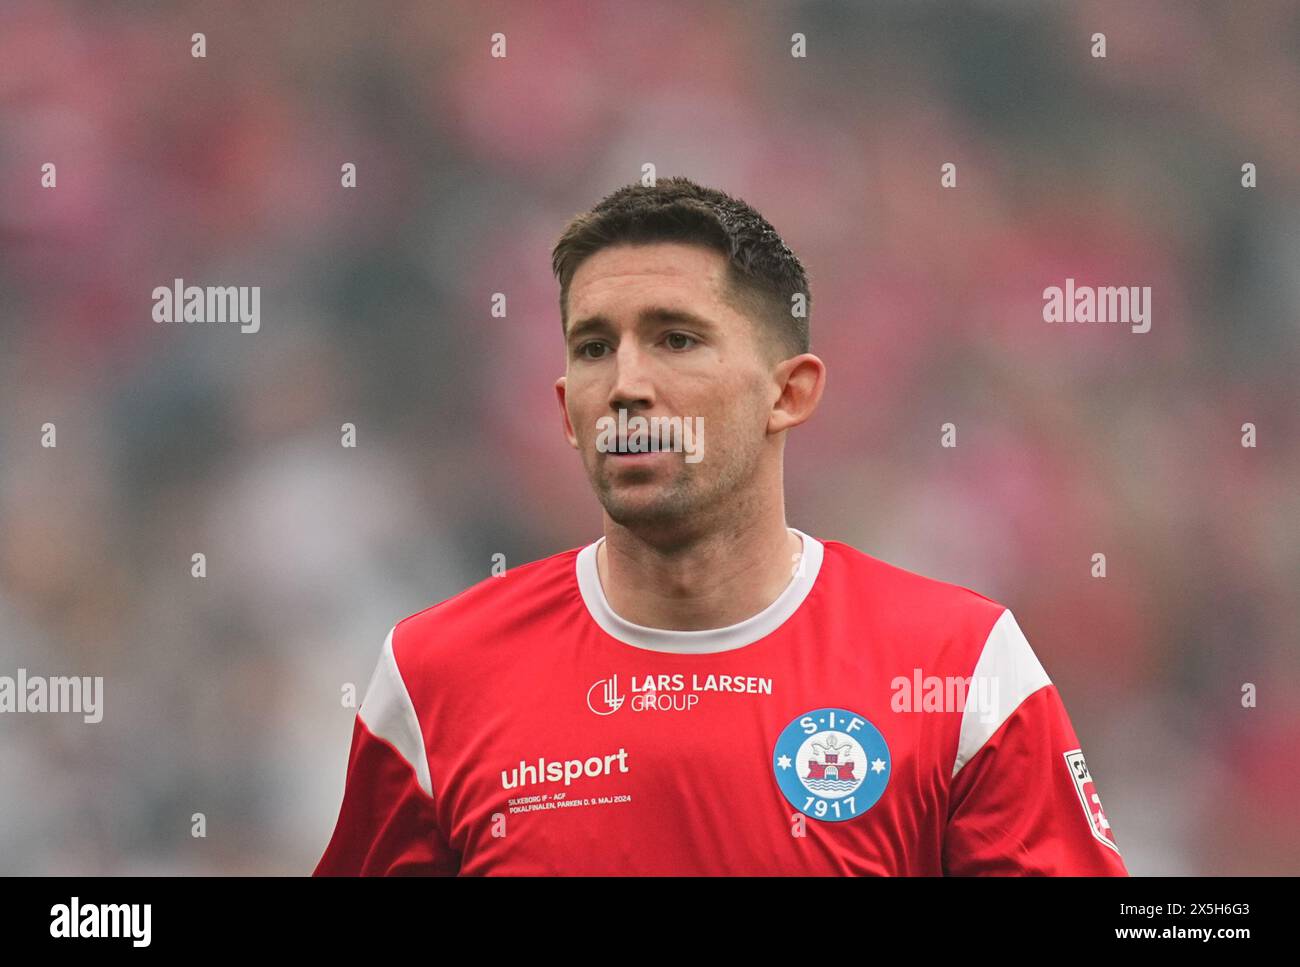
[597,508,802,631]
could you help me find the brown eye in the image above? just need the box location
[665,332,696,350]
[579,341,609,359]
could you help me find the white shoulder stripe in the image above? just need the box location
[357,625,433,798]
[951,609,1051,779]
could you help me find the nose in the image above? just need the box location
[607,341,655,414]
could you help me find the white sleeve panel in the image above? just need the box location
[951,609,1052,779]
[357,625,433,798]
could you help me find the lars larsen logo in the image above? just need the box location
[587,673,699,713]
[587,672,773,714]
[587,674,626,715]
[772,707,890,822]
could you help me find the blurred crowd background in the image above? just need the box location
[1,0,1297,875]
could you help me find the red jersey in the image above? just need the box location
[314,529,1128,875]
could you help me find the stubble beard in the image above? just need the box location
[588,436,760,532]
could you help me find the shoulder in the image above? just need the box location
[388,542,586,668]
[816,535,1047,692]
[816,537,1010,639]
[356,542,588,746]
[402,542,580,630]
[814,537,1053,776]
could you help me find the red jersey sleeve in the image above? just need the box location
[314,626,460,876]
[942,610,1128,876]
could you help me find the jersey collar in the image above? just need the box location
[574,527,824,654]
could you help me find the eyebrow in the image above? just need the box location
[566,306,717,343]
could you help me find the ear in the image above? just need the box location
[555,375,579,448]
[768,353,826,434]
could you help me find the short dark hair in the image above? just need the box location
[551,176,811,358]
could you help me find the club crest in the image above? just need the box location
[772,707,890,822]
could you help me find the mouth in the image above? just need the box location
[601,442,676,465]
[605,446,670,459]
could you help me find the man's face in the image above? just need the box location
[555,241,782,530]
